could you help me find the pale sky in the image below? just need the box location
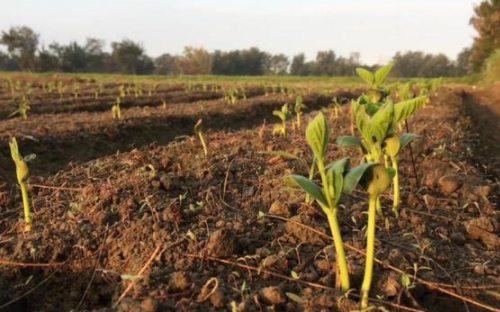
[0,0,480,64]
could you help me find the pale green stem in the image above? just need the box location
[361,194,378,309]
[317,159,350,291]
[282,120,286,137]
[198,133,208,156]
[391,156,400,214]
[20,182,32,232]
[296,114,301,130]
[325,208,350,292]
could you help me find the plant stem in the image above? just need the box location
[325,209,350,292]
[391,156,400,214]
[297,114,301,130]
[198,133,208,156]
[361,195,377,309]
[20,182,32,232]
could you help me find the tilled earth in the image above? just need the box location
[0,86,500,312]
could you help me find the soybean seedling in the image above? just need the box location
[294,96,307,130]
[9,96,30,120]
[286,112,378,292]
[112,97,121,119]
[194,119,208,156]
[9,138,33,232]
[338,64,427,213]
[272,103,291,137]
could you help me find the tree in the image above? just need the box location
[290,53,310,75]
[111,39,150,75]
[85,38,108,72]
[154,53,179,75]
[267,53,289,75]
[313,50,336,75]
[469,0,500,72]
[0,26,39,71]
[37,46,59,72]
[175,46,211,75]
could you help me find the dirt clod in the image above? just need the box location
[269,200,292,217]
[207,228,236,258]
[285,215,326,245]
[465,217,500,250]
[169,271,192,291]
[259,286,285,304]
[438,174,461,194]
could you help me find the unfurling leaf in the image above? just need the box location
[394,96,427,125]
[374,63,393,86]
[306,112,330,161]
[356,68,375,86]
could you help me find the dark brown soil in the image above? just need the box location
[0,83,500,312]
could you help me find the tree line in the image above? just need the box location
[0,0,497,77]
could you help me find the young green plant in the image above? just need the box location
[194,119,208,156]
[286,112,379,292]
[272,103,291,137]
[9,96,30,120]
[112,97,121,119]
[9,138,33,232]
[294,96,307,129]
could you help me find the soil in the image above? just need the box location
[0,80,500,312]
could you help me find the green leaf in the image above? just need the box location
[285,175,327,207]
[329,157,350,205]
[356,68,375,86]
[286,292,306,304]
[342,163,378,194]
[306,112,330,161]
[337,136,363,149]
[401,273,411,288]
[394,96,427,125]
[399,133,421,152]
[369,102,395,145]
[291,270,300,279]
[387,167,396,180]
[374,63,393,86]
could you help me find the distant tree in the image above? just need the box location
[0,26,39,71]
[37,46,59,72]
[111,39,150,74]
[154,53,179,75]
[290,53,310,75]
[84,38,108,72]
[456,47,473,75]
[313,50,337,75]
[267,53,289,75]
[469,0,500,72]
[175,46,211,75]
[391,51,456,77]
[50,42,88,72]
[237,47,268,75]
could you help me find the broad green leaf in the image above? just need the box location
[257,150,300,161]
[374,63,393,86]
[401,273,411,288]
[342,163,378,194]
[394,96,427,125]
[356,68,374,86]
[306,112,330,161]
[369,102,395,146]
[285,175,327,207]
[337,136,363,149]
[399,133,421,151]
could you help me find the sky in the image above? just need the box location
[0,0,481,64]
